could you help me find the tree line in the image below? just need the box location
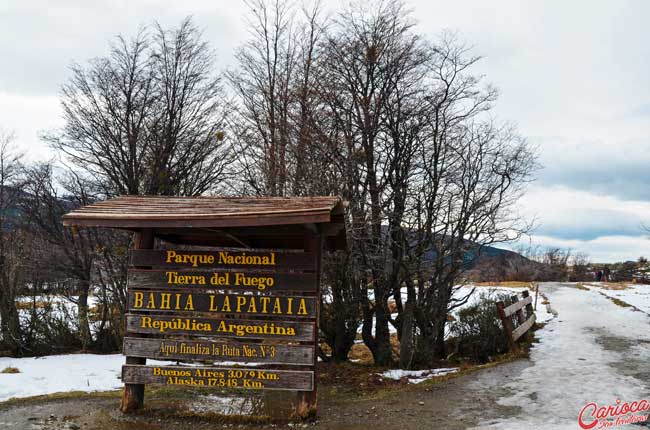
[0,0,537,369]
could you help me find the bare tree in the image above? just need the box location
[390,34,537,366]
[315,0,428,366]
[227,0,329,196]
[21,163,127,350]
[46,18,233,197]
[0,131,27,355]
[569,252,591,281]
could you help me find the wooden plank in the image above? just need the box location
[127,269,317,293]
[123,337,314,365]
[121,229,153,414]
[64,213,333,229]
[130,249,316,271]
[512,314,536,341]
[127,290,317,318]
[296,232,321,419]
[122,365,314,391]
[503,296,533,317]
[511,295,526,325]
[496,301,517,352]
[523,289,535,316]
[125,314,316,341]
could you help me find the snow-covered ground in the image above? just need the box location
[583,282,650,314]
[380,367,459,384]
[357,283,553,337]
[471,282,650,430]
[455,284,555,324]
[0,353,264,402]
[0,354,125,401]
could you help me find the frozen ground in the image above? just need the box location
[584,282,650,314]
[0,354,125,401]
[0,353,268,402]
[456,284,555,324]
[358,283,551,336]
[468,282,650,430]
[0,354,181,402]
[380,367,459,384]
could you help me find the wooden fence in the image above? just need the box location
[496,290,536,351]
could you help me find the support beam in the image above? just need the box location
[120,229,154,413]
[295,231,321,419]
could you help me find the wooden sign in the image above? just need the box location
[125,314,316,341]
[122,364,314,391]
[127,289,317,318]
[128,269,317,292]
[130,249,316,271]
[123,337,314,365]
[63,195,346,418]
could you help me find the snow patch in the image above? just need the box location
[0,353,176,402]
[380,367,459,383]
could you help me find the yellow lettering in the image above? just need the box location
[260,297,270,313]
[146,292,156,309]
[184,294,194,311]
[160,293,171,309]
[272,298,282,314]
[166,271,176,284]
[134,292,143,308]
[222,296,231,312]
[166,250,177,263]
[297,298,307,315]
[236,296,246,313]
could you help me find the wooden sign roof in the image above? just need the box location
[62,196,345,229]
[62,196,346,250]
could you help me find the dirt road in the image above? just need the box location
[2,283,649,430]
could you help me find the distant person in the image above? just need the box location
[603,267,610,282]
[596,270,603,282]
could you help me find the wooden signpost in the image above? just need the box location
[62,196,346,419]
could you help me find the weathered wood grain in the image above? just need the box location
[120,229,153,414]
[512,314,536,341]
[62,195,344,231]
[130,249,316,271]
[127,290,317,318]
[122,364,314,391]
[503,295,533,317]
[125,314,316,341]
[123,337,314,365]
[127,269,317,293]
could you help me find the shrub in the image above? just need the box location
[448,292,511,363]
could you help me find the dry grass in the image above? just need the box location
[599,283,631,291]
[473,281,533,288]
[14,301,49,310]
[1,367,20,374]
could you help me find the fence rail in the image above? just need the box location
[496,290,536,351]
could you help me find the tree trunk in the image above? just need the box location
[399,284,416,369]
[77,283,92,350]
[434,321,446,360]
[0,292,21,355]
[373,298,393,366]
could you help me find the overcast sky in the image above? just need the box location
[1,0,648,262]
